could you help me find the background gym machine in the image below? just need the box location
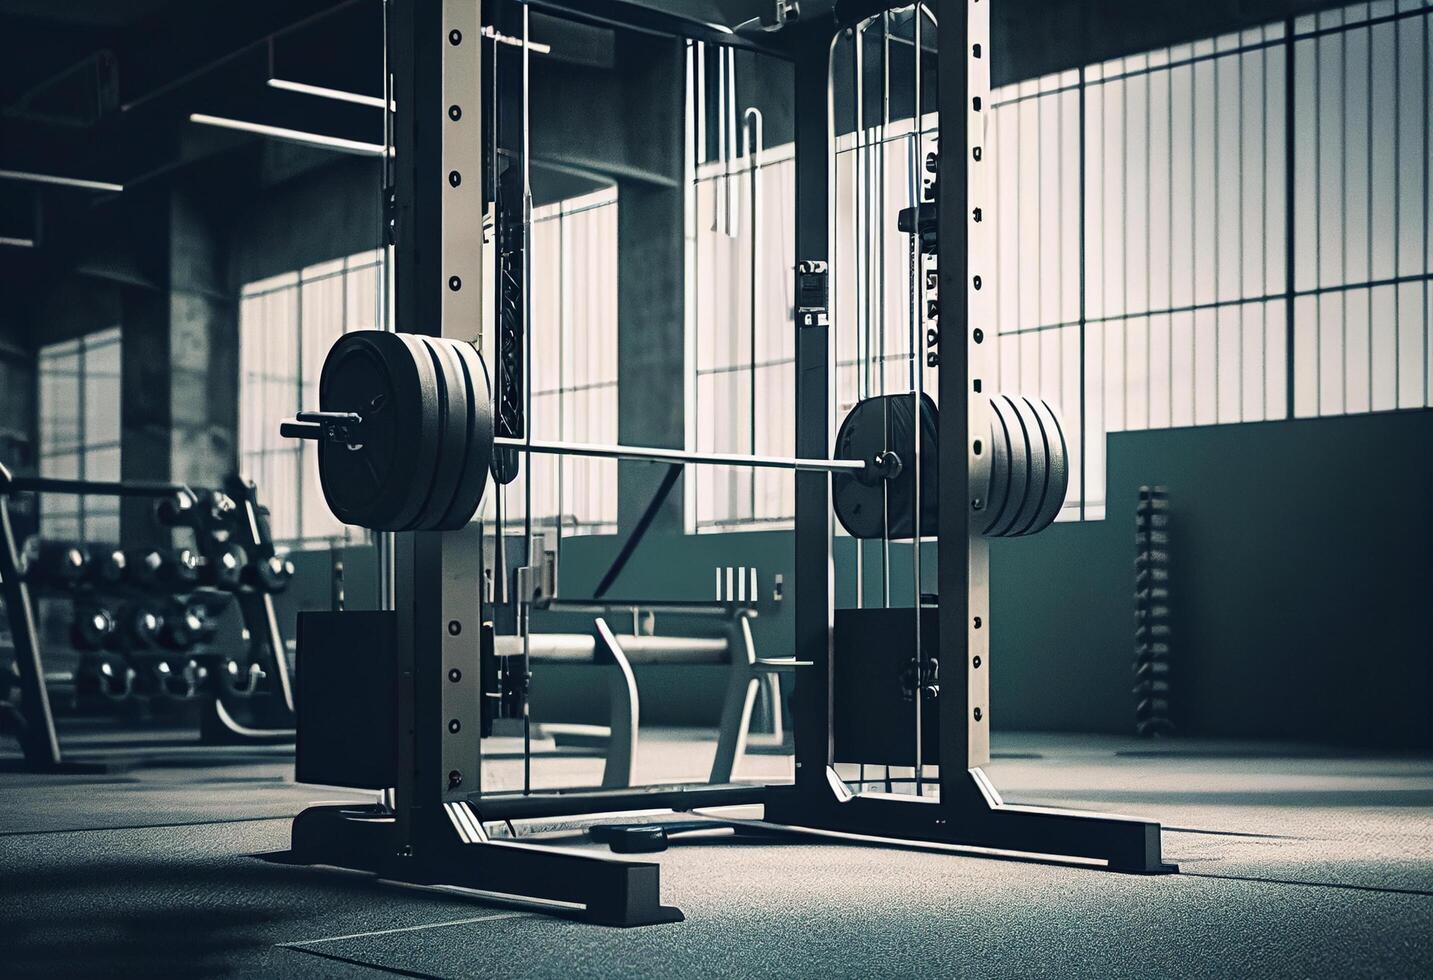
[0,463,297,772]
[279,0,1174,926]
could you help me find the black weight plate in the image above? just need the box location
[900,392,940,540]
[433,337,494,530]
[984,396,1029,537]
[390,334,445,531]
[1021,397,1069,534]
[411,337,470,531]
[832,393,938,540]
[982,397,1013,535]
[1006,396,1050,536]
[317,331,423,529]
[832,398,888,539]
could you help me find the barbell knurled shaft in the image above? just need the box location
[491,436,868,475]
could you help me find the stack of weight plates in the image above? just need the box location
[316,330,494,531]
[831,392,1069,540]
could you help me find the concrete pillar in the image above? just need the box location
[168,188,238,488]
[119,282,171,543]
[615,37,686,534]
[616,181,686,533]
[119,186,238,543]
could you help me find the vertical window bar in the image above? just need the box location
[1286,18,1297,419]
[1374,18,1380,411]
[1079,66,1087,519]
[1237,49,1245,419]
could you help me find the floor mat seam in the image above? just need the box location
[1182,870,1433,898]
[279,945,449,979]
[0,813,299,838]
[276,911,534,947]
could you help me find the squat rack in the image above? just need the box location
[286,0,1172,927]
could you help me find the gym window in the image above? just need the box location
[687,147,798,533]
[686,1,1433,530]
[37,327,122,541]
[238,249,388,549]
[486,188,621,537]
[685,43,798,533]
[990,3,1433,519]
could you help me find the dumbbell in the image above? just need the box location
[124,547,205,593]
[123,548,165,590]
[156,548,201,592]
[115,603,164,650]
[22,539,89,589]
[198,544,248,591]
[220,657,265,697]
[76,652,136,702]
[70,603,117,652]
[205,490,239,525]
[156,490,238,536]
[84,544,127,588]
[151,658,208,700]
[158,600,211,651]
[154,493,193,529]
[242,554,294,593]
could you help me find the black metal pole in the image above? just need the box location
[934,0,984,808]
[0,497,62,769]
[390,0,446,851]
[790,26,835,793]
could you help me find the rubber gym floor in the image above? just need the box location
[2,725,1431,979]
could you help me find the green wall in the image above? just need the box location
[992,409,1433,748]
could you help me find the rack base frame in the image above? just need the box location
[285,764,1171,928]
[289,803,684,928]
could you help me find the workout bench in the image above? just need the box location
[498,607,790,789]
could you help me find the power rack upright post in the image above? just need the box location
[765,0,1169,870]
[284,0,1173,928]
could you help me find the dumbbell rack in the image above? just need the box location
[0,461,296,772]
[1134,486,1174,736]
[197,476,299,745]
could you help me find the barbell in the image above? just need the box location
[280,330,1067,538]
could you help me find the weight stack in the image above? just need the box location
[1133,486,1174,736]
